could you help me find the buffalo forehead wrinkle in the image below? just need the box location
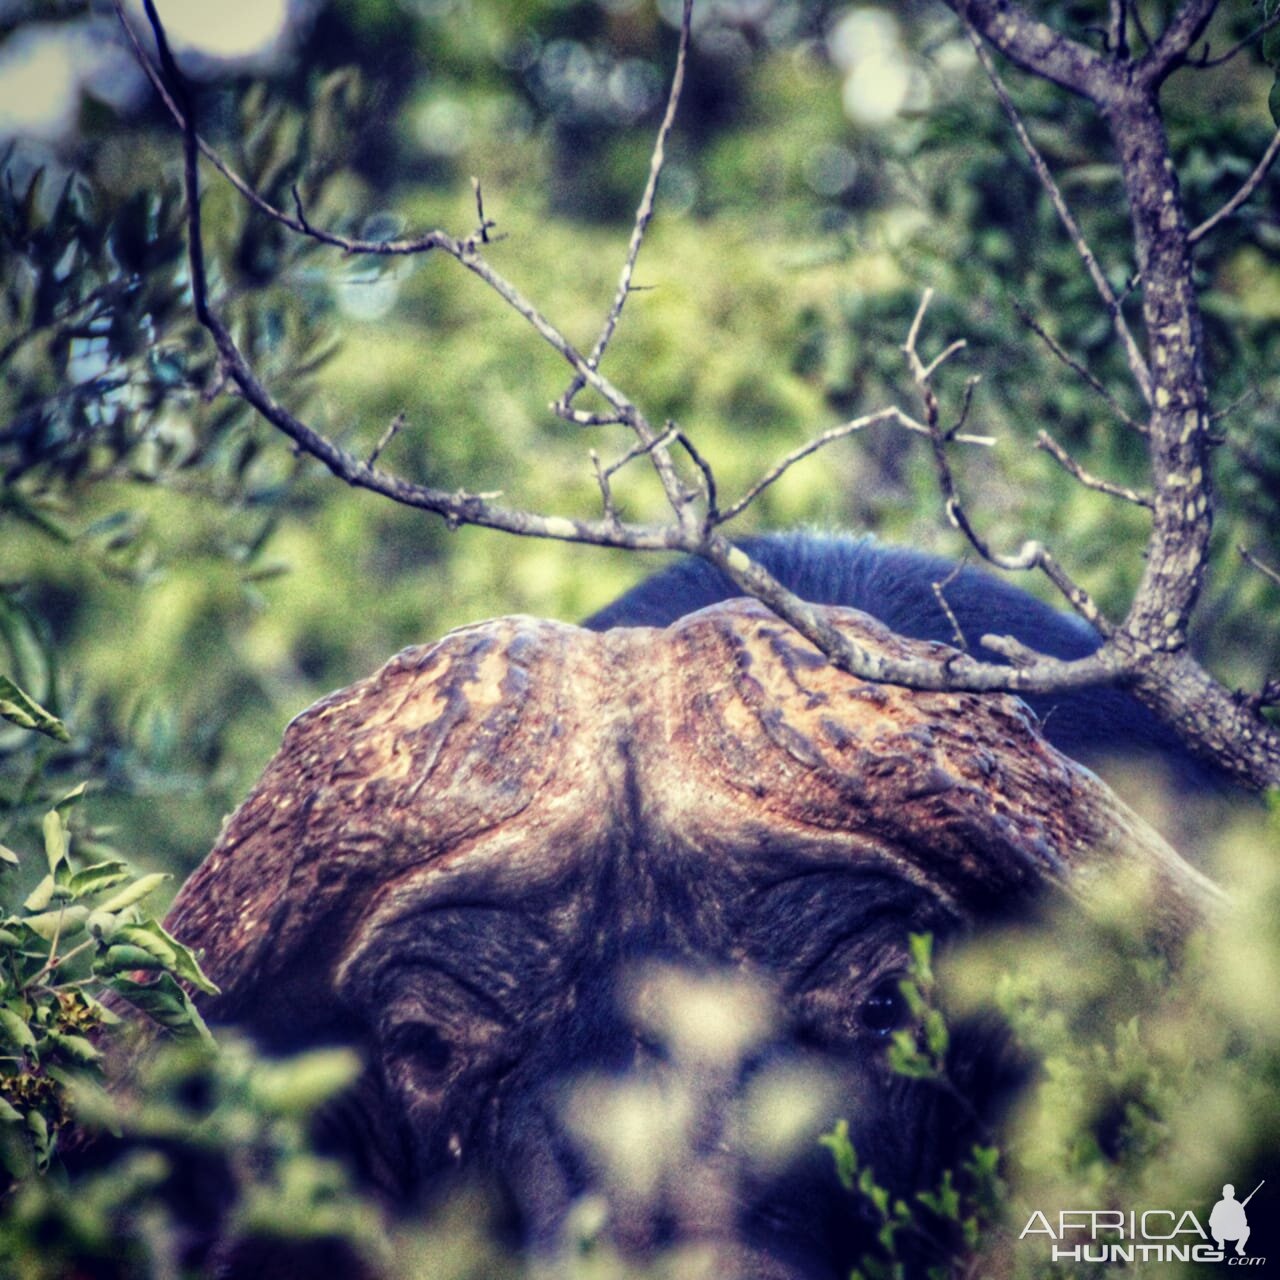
[167,599,1211,1031]
[164,617,578,1024]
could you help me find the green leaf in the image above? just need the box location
[0,674,69,742]
[78,992,122,1027]
[111,925,176,968]
[249,1049,361,1115]
[109,973,213,1042]
[859,1166,890,1217]
[0,1006,37,1051]
[23,875,57,913]
[22,905,88,942]
[68,860,133,898]
[908,932,934,987]
[818,1118,858,1191]
[1270,75,1280,131]
[0,1096,23,1123]
[98,944,170,973]
[924,1009,949,1060]
[26,1108,49,1162]
[96,873,170,914]
[55,782,88,813]
[917,1169,961,1220]
[116,921,219,995]
[42,810,68,873]
[899,978,928,1019]
[85,910,120,940]
[44,1030,102,1064]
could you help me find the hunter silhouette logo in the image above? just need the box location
[1210,1182,1263,1257]
[1019,1178,1268,1265]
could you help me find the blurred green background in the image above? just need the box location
[2,0,1278,890]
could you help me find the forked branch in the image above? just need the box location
[122,0,1280,788]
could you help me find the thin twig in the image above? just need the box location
[557,0,694,412]
[471,176,495,244]
[931,561,968,650]
[945,374,982,442]
[966,25,1153,405]
[716,405,993,526]
[1011,299,1146,434]
[589,449,622,529]
[904,291,1112,634]
[1239,544,1280,590]
[599,427,681,484]
[1108,0,1129,57]
[673,429,719,523]
[368,412,407,467]
[113,0,472,259]
[1036,430,1154,507]
[1189,129,1280,245]
[922,339,968,382]
[1210,386,1259,424]
[1190,9,1280,67]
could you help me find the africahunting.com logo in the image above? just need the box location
[1020,1180,1267,1265]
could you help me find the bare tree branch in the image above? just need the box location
[1190,129,1280,244]
[1011,300,1146,434]
[122,0,1280,789]
[902,291,1114,636]
[1108,0,1129,57]
[716,405,992,525]
[1190,10,1280,67]
[1239,544,1280,591]
[144,50,1122,703]
[1036,430,1154,508]
[699,530,1124,695]
[556,0,694,415]
[965,26,1154,404]
[952,0,1112,97]
[1139,0,1221,83]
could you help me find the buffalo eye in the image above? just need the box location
[858,979,911,1037]
[388,1023,454,1075]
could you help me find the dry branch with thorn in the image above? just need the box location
[114,0,1280,790]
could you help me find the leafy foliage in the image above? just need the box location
[820,934,1006,1280]
[0,684,378,1278]
[0,780,216,1181]
[0,1034,375,1280]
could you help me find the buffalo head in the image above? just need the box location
[164,601,1214,1278]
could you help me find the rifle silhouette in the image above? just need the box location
[1241,1181,1265,1208]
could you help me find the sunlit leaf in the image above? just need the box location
[0,674,69,742]
[42,810,68,873]
[0,1007,37,1051]
[95,873,170,914]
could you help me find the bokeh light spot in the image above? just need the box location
[142,0,291,61]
